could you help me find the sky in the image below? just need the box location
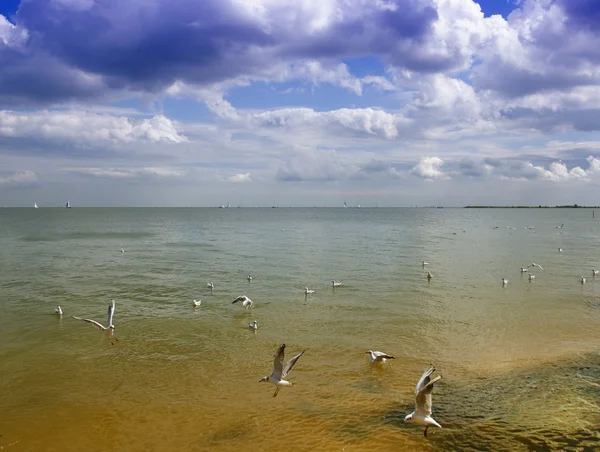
[1,0,600,207]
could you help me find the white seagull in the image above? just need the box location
[592,269,599,276]
[55,306,63,316]
[520,267,528,273]
[422,261,429,267]
[120,248,125,253]
[259,343,305,397]
[528,274,535,281]
[207,282,214,290]
[581,276,586,284]
[247,275,253,281]
[558,248,562,252]
[72,300,118,343]
[232,295,253,309]
[528,263,544,270]
[304,287,315,294]
[427,271,433,280]
[248,320,258,331]
[366,350,395,363]
[502,278,508,286]
[404,366,442,437]
[193,299,201,308]
[332,280,343,287]
[556,223,564,229]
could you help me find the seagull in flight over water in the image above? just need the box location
[528,263,544,270]
[366,350,395,363]
[72,300,118,343]
[259,343,305,397]
[404,366,442,437]
[232,295,253,309]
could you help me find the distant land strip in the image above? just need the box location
[464,204,600,208]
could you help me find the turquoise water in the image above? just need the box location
[1,208,599,451]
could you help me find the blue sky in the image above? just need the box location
[2,0,600,206]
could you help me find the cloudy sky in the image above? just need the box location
[1,0,600,207]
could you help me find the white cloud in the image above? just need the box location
[0,170,38,186]
[66,167,184,178]
[0,110,187,143]
[411,156,446,179]
[227,173,252,183]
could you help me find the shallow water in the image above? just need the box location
[1,207,599,451]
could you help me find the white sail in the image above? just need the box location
[66,201,71,208]
[34,203,38,208]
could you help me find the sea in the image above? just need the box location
[1,207,599,451]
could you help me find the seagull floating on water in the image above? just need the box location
[232,295,253,309]
[72,300,118,343]
[248,320,258,331]
[404,366,442,437]
[520,267,528,273]
[581,276,586,284]
[207,282,214,290]
[259,343,305,397]
[502,278,508,286]
[592,269,599,276]
[558,248,562,252]
[247,275,253,281]
[528,274,535,281]
[193,299,201,308]
[55,306,63,316]
[422,261,429,267]
[366,350,395,363]
[332,280,343,287]
[304,287,315,294]
[427,271,433,280]
[120,248,125,253]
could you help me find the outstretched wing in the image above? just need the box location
[373,351,395,360]
[415,367,442,417]
[282,350,305,378]
[107,300,115,327]
[272,344,285,378]
[72,316,105,330]
[232,295,246,304]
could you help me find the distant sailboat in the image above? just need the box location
[344,201,348,208]
[34,203,38,209]
[65,201,71,208]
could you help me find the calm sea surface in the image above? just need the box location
[1,208,599,451]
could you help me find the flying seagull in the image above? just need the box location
[232,295,253,309]
[366,350,395,363]
[404,366,442,437]
[528,263,544,270]
[72,300,118,343]
[259,343,305,397]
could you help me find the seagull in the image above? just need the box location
[404,366,442,437]
[259,343,305,397]
[332,280,343,287]
[120,248,125,253]
[55,306,63,316]
[207,282,214,290]
[232,295,253,309]
[304,287,315,294]
[558,248,562,252]
[366,350,395,363]
[592,269,599,276]
[502,278,508,286]
[193,299,201,308]
[528,274,535,281]
[247,275,253,281]
[528,263,544,270]
[581,276,586,284]
[72,300,118,343]
[248,320,258,331]
[556,224,564,229]
[520,267,528,273]
[427,271,433,280]
[422,261,429,267]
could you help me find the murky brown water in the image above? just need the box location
[1,208,599,451]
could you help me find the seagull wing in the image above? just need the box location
[72,316,106,330]
[107,300,115,327]
[414,366,441,417]
[373,351,395,360]
[232,295,246,304]
[272,344,285,379]
[536,264,544,270]
[282,350,305,378]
